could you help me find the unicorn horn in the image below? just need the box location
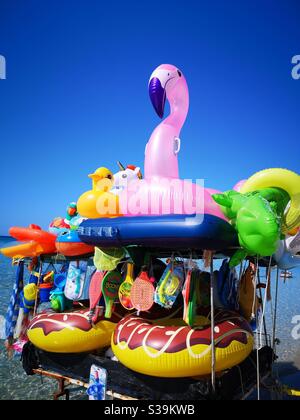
[117,161,125,171]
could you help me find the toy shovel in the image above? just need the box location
[88,271,105,324]
[102,271,123,318]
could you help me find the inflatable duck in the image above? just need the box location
[77,167,121,218]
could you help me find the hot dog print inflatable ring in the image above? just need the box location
[111,311,254,378]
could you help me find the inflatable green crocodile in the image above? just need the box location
[213,188,290,267]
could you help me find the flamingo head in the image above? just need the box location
[148,64,184,118]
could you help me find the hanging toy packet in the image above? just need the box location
[64,261,88,301]
[87,364,107,401]
[154,261,184,309]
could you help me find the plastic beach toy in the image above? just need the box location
[154,262,184,309]
[39,283,53,303]
[130,269,155,313]
[102,271,123,318]
[94,247,125,272]
[118,64,227,219]
[118,262,135,310]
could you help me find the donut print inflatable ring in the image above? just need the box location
[111,311,254,378]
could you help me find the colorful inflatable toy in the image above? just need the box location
[213,188,290,266]
[118,64,228,220]
[274,230,300,270]
[240,168,300,234]
[49,202,78,234]
[111,163,143,196]
[0,224,94,259]
[111,311,254,378]
[4,63,300,386]
[0,225,57,258]
[56,230,94,257]
[78,213,238,251]
[77,167,121,218]
[27,309,120,353]
[27,305,183,354]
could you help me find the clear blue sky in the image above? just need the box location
[0,0,299,234]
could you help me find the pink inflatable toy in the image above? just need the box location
[119,64,227,220]
[233,180,247,192]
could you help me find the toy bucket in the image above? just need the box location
[39,283,53,303]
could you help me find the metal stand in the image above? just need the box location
[210,257,216,393]
[272,267,280,354]
[54,378,70,400]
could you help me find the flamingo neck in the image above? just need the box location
[144,79,189,180]
[163,81,189,133]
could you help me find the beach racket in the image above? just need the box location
[102,271,123,318]
[118,262,135,310]
[130,270,155,313]
[182,270,191,324]
[182,270,200,327]
[187,270,199,327]
[88,271,105,323]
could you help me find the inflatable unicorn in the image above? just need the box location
[111,163,142,196]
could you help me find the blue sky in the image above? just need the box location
[0,0,299,234]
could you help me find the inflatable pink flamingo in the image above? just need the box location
[119,64,226,220]
[145,64,188,179]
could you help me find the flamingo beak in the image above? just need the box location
[149,77,166,118]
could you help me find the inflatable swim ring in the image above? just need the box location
[27,309,121,353]
[27,305,182,354]
[56,230,94,257]
[111,311,254,378]
[240,168,300,233]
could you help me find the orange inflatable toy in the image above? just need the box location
[0,225,57,258]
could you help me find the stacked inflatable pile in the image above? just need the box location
[1,64,300,378]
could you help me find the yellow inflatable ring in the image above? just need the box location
[27,309,120,353]
[111,311,254,378]
[240,168,300,233]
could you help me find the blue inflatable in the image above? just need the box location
[56,230,95,256]
[78,214,238,251]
